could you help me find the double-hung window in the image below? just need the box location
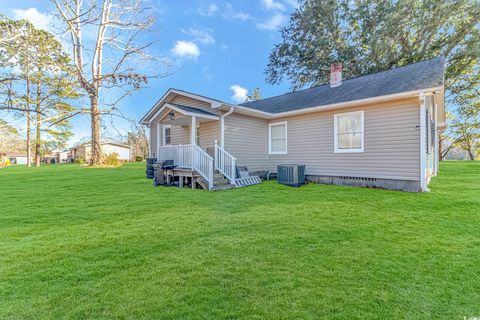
[334,111,364,153]
[269,121,287,154]
[162,125,172,146]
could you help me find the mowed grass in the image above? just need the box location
[0,162,479,319]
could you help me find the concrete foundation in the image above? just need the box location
[306,175,422,192]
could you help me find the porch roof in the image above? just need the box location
[168,103,218,118]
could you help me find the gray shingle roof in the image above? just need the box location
[240,57,444,114]
[169,103,219,117]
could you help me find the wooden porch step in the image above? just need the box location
[195,176,235,191]
[213,178,231,186]
[211,184,235,191]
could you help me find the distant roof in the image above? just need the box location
[7,153,29,157]
[168,103,218,117]
[78,140,131,149]
[240,57,444,114]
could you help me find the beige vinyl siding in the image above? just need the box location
[198,121,220,150]
[172,125,190,145]
[149,111,164,158]
[270,98,420,180]
[225,97,421,181]
[224,113,268,172]
[170,95,221,115]
[149,123,158,157]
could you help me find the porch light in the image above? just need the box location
[168,112,175,121]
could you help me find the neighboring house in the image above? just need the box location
[69,141,132,162]
[54,150,70,163]
[7,154,32,165]
[140,57,445,192]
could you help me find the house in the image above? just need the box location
[69,141,132,162]
[53,150,70,163]
[7,153,33,165]
[140,57,445,192]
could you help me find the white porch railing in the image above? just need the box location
[214,141,237,185]
[158,144,213,190]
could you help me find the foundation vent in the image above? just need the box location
[338,176,377,182]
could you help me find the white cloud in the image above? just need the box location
[261,0,286,11]
[170,41,200,59]
[207,4,219,15]
[283,0,300,8]
[180,28,215,45]
[12,8,52,31]
[197,4,219,16]
[230,85,248,103]
[223,3,253,21]
[257,13,287,30]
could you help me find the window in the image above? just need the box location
[162,125,171,146]
[334,111,364,153]
[269,121,287,154]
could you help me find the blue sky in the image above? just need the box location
[1,0,298,145]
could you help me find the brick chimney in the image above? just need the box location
[330,63,342,88]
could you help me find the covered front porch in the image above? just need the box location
[154,103,237,190]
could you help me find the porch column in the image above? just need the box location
[220,117,225,148]
[191,116,197,145]
[156,122,160,158]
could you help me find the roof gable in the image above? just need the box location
[140,88,224,124]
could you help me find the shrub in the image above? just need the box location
[104,152,121,166]
[75,158,85,164]
[135,155,144,162]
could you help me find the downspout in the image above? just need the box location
[419,93,429,192]
[220,106,235,148]
[147,124,152,158]
[156,122,161,159]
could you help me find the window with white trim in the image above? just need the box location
[162,125,172,146]
[334,111,364,153]
[269,122,287,154]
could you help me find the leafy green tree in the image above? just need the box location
[266,0,480,110]
[0,18,35,165]
[0,119,18,152]
[448,98,480,160]
[0,18,78,166]
[30,29,79,166]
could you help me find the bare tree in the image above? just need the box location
[52,0,169,165]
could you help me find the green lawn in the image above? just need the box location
[1,162,479,319]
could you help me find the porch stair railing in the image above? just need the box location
[214,141,237,185]
[158,144,213,190]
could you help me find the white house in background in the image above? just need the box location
[69,141,132,162]
[54,150,70,163]
[7,154,32,165]
[140,57,445,192]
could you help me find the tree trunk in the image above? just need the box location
[24,25,32,167]
[26,75,31,167]
[35,80,41,166]
[467,149,475,160]
[439,136,443,161]
[90,93,102,165]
